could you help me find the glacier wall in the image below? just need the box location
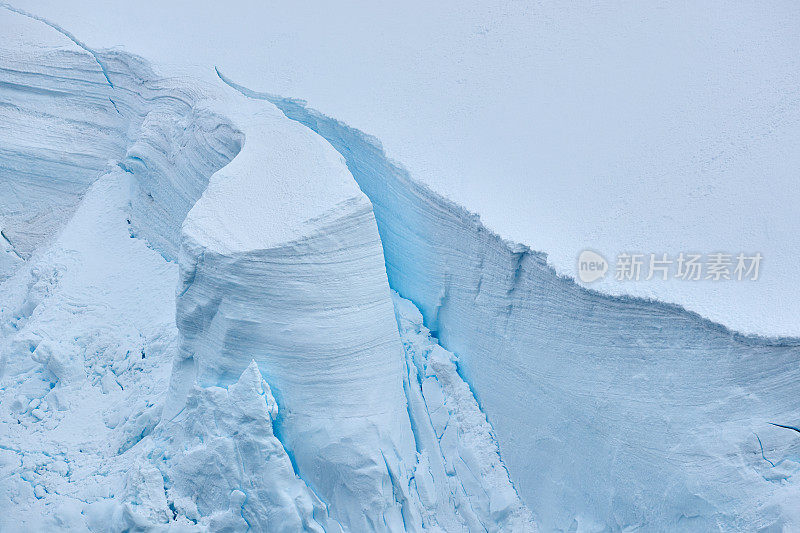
[1,11,261,529]
[259,93,800,530]
[4,5,799,528]
[99,50,244,260]
[108,52,244,260]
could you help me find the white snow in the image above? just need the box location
[8,0,800,337]
[181,96,360,253]
[0,168,179,531]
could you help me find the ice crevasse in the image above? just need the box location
[1,4,800,532]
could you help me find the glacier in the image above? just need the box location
[1,4,800,532]
[219,75,800,530]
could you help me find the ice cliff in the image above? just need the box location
[1,5,799,532]
[217,77,800,530]
[0,6,531,532]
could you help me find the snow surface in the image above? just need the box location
[0,167,179,530]
[8,0,800,337]
[181,95,360,253]
[2,3,800,532]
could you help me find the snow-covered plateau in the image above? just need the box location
[1,5,799,533]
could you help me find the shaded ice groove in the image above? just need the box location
[393,291,535,532]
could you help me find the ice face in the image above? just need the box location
[392,291,535,532]
[152,360,340,532]
[0,8,127,278]
[0,5,243,276]
[0,9,248,526]
[262,94,800,531]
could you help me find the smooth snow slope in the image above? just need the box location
[9,0,800,337]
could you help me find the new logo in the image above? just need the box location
[577,250,608,283]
